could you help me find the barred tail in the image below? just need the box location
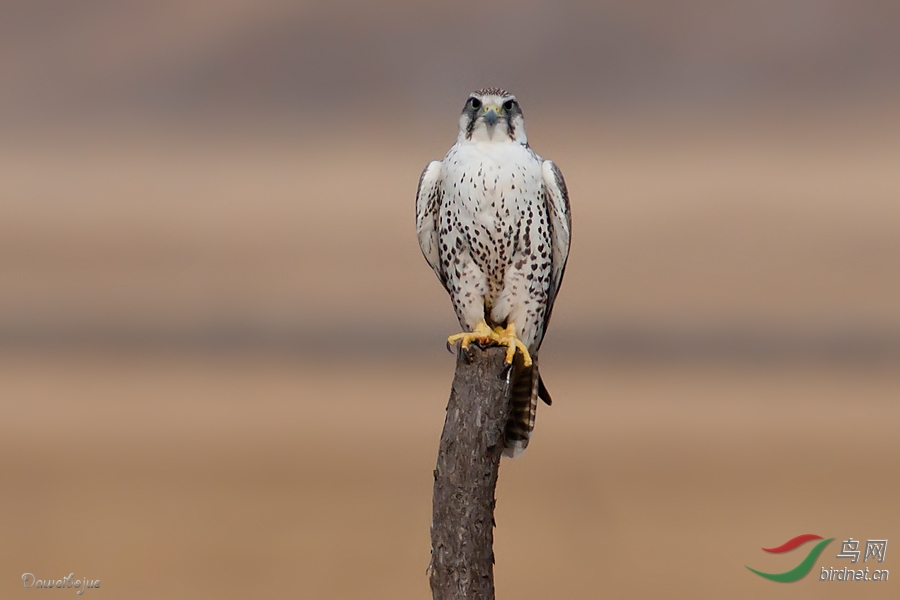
[502,357,552,458]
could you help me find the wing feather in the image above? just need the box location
[540,160,572,333]
[415,161,447,289]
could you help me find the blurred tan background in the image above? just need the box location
[1,1,898,598]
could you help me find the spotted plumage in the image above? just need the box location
[416,89,571,456]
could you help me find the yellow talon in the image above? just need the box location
[447,320,495,349]
[495,322,533,367]
[448,321,532,367]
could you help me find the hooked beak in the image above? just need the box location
[482,104,500,127]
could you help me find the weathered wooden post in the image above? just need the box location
[428,344,513,600]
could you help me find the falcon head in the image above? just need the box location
[458,87,526,145]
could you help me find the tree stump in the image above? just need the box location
[429,344,513,600]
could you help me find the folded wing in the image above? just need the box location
[540,160,572,335]
[415,161,447,289]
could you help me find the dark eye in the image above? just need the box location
[469,97,482,109]
[503,99,516,111]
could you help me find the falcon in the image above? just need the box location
[415,88,571,457]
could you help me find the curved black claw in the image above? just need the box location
[498,359,514,380]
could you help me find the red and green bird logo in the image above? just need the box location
[746,534,833,582]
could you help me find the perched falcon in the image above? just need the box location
[415,88,571,457]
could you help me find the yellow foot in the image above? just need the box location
[494,323,533,367]
[447,320,496,351]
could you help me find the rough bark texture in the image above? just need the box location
[429,344,513,600]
